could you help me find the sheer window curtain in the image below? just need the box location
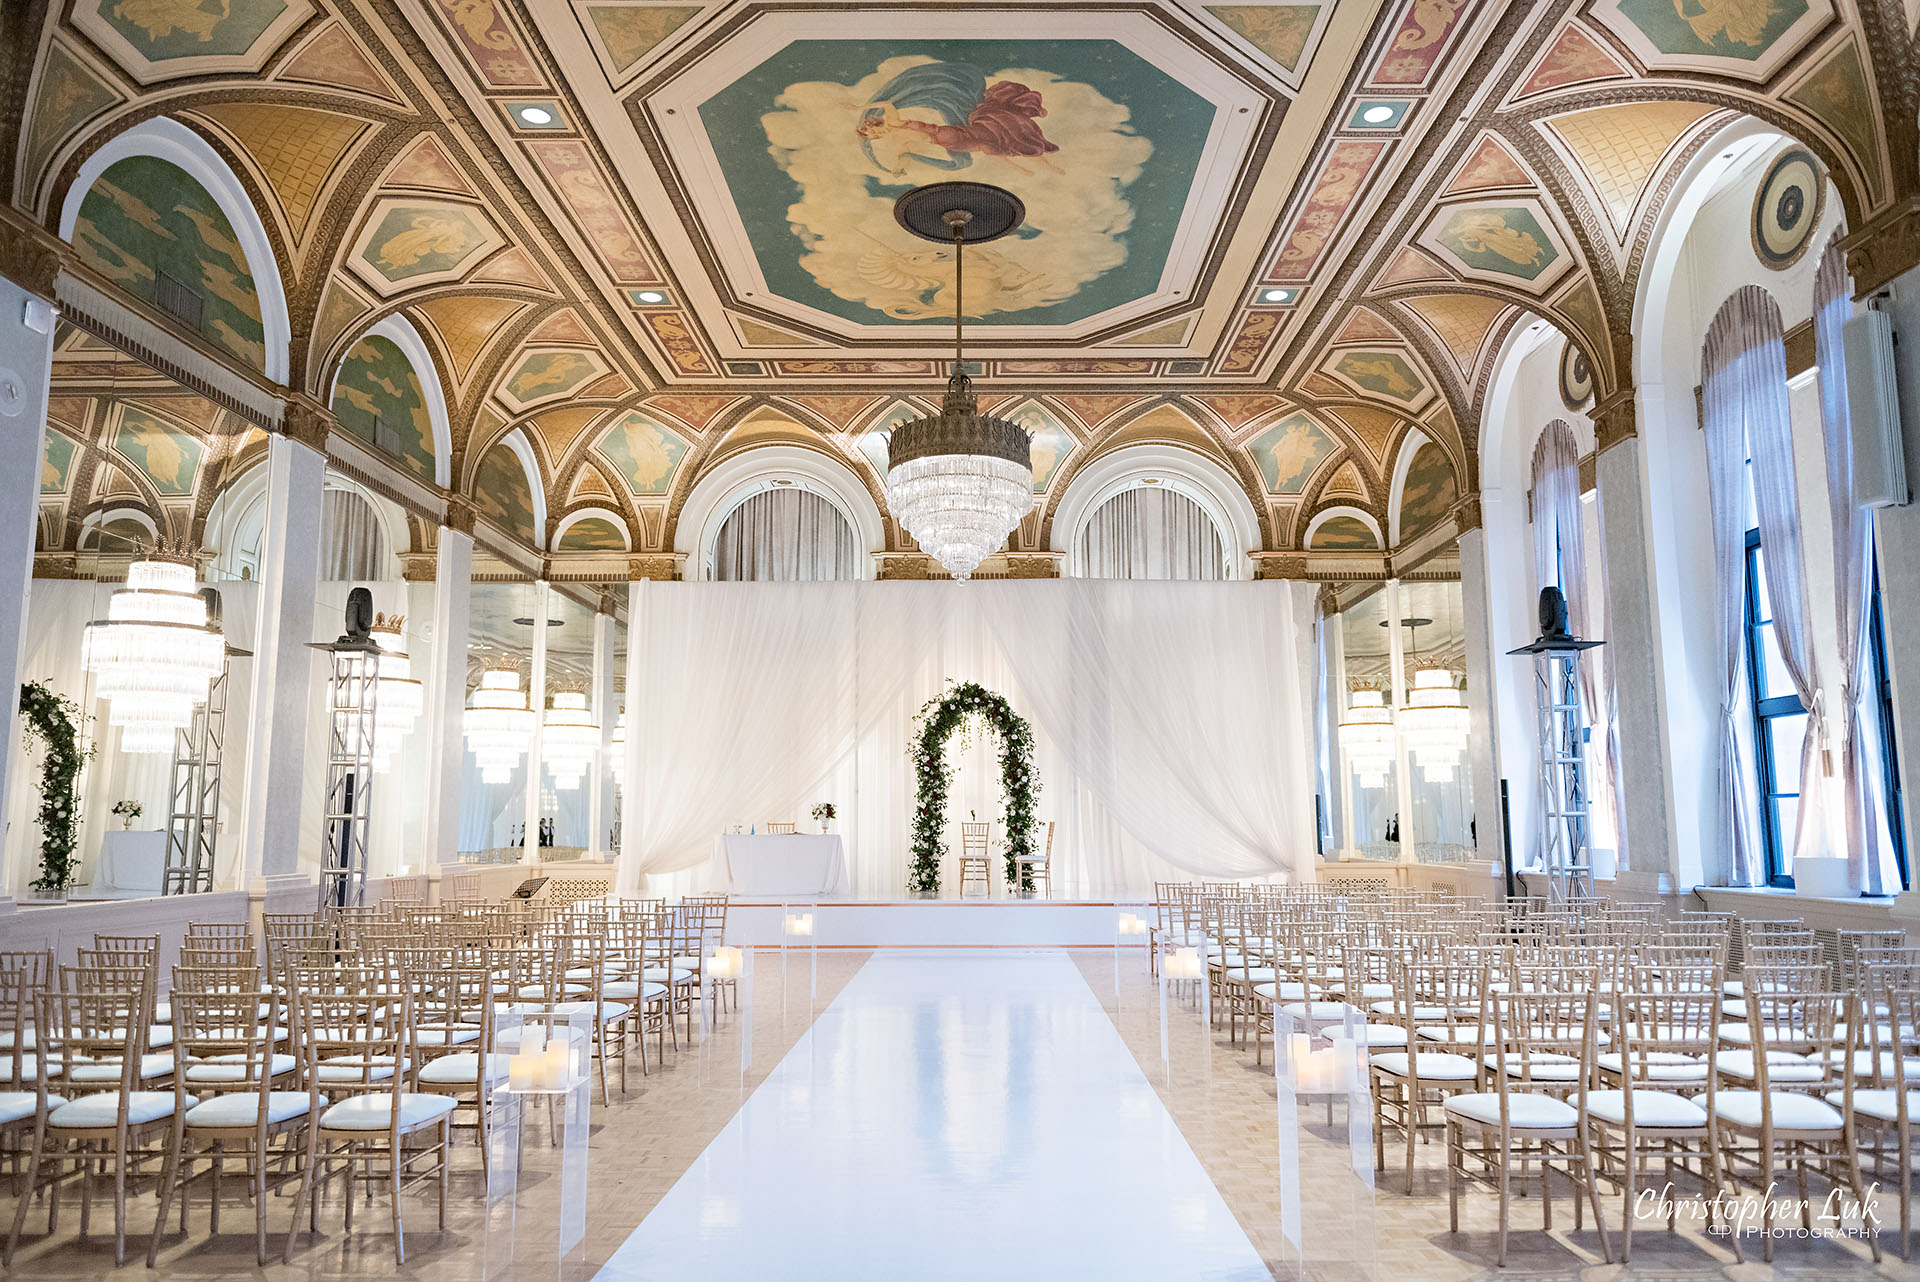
[1529,420,1626,868]
[1075,487,1226,579]
[712,488,857,581]
[1702,285,1800,885]
[1813,240,1901,893]
[319,488,384,582]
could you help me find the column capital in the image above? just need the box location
[1840,197,1920,297]
[442,496,479,537]
[1452,492,1484,533]
[1004,552,1061,579]
[627,553,680,581]
[0,217,64,300]
[875,552,934,580]
[1253,552,1307,580]
[399,551,437,582]
[1591,388,1637,452]
[281,398,332,452]
[1314,582,1341,617]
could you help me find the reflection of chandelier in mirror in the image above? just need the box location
[465,667,533,784]
[542,691,599,790]
[81,557,225,754]
[1337,684,1395,788]
[1401,664,1469,780]
[882,184,1034,581]
[366,615,422,772]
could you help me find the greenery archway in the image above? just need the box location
[908,682,1041,895]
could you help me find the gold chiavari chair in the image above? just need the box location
[285,990,452,1264]
[958,821,991,897]
[603,917,670,1074]
[1588,986,1723,1259]
[765,821,797,835]
[1843,980,1920,1258]
[1014,820,1054,898]
[8,985,184,1265]
[1445,983,1611,1267]
[1713,985,1879,1263]
[557,931,631,1105]
[1373,953,1486,1192]
[148,990,308,1265]
[412,962,502,1171]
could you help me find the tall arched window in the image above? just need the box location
[320,488,385,581]
[1074,485,1225,580]
[712,488,857,581]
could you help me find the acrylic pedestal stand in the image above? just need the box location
[1154,932,1211,1081]
[699,945,754,1081]
[484,1008,592,1280]
[780,903,818,1004]
[1272,1003,1377,1279]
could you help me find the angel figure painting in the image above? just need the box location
[701,40,1212,326]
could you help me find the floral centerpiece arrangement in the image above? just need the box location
[111,799,144,830]
[811,802,836,833]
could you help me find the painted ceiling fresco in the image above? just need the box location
[14,0,1914,572]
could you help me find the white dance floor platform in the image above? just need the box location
[724,899,1148,947]
[594,950,1268,1282]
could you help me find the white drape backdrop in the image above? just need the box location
[620,580,1318,897]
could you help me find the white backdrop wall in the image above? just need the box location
[620,580,1319,898]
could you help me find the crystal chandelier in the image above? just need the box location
[542,691,599,790]
[1400,664,1470,781]
[1337,683,1396,789]
[464,667,534,784]
[81,554,224,754]
[364,614,422,772]
[883,183,1034,581]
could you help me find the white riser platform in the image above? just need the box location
[726,900,1148,948]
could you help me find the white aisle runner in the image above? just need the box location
[593,950,1270,1282]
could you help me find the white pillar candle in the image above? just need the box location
[508,1052,535,1092]
[1332,1036,1358,1091]
[1288,1032,1312,1081]
[542,1038,569,1089]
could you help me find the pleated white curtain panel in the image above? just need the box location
[319,489,384,582]
[1813,240,1901,893]
[1075,488,1226,579]
[712,489,858,581]
[1701,285,1790,886]
[1529,420,1626,869]
[619,580,1318,897]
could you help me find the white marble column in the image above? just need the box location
[1323,613,1350,857]
[421,527,472,884]
[0,281,55,901]
[1595,429,1678,892]
[588,608,615,861]
[1457,523,1502,867]
[239,432,326,893]
[619,579,646,894]
[1384,579,1416,865]
[523,581,549,864]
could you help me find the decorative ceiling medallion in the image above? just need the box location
[644,14,1271,343]
[348,199,507,297]
[1416,199,1571,295]
[1751,148,1825,270]
[495,348,613,413]
[1246,411,1337,494]
[1558,339,1593,411]
[72,0,314,85]
[1591,0,1830,84]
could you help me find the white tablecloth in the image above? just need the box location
[97,830,168,894]
[719,834,847,898]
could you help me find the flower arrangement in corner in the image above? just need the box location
[18,682,92,897]
[110,799,144,830]
[811,802,836,833]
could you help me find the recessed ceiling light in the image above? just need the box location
[635,290,665,304]
[1262,288,1294,304]
[517,106,553,126]
[1361,105,1397,125]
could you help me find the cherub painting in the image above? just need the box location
[856,62,1064,178]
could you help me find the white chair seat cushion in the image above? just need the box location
[1356,982,1395,1000]
[1715,1049,1823,1082]
[551,1001,631,1025]
[314,1056,401,1084]
[1483,1051,1582,1082]
[603,981,667,1002]
[1251,981,1308,1002]
[320,1093,457,1132]
[1230,967,1279,984]
[1586,1089,1708,1128]
[1280,1001,1353,1022]
[418,1053,511,1086]
[185,1092,311,1127]
[66,1053,173,1083]
[49,1091,182,1127]
[1832,1088,1920,1122]
[1415,1025,1483,1045]
[152,1001,171,1024]
[413,1027,481,1048]
[0,1030,37,1051]
[0,1091,59,1124]
[1445,1092,1579,1129]
[1714,1089,1843,1130]
[1372,1051,1478,1081]
[1371,1000,1447,1022]
[640,966,695,983]
[1596,1051,1709,1082]
[1363,1024,1409,1048]
[183,1054,296,1083]
[1812,1049,1920,1079]
[670,955,703,970]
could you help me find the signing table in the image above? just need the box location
[719,833,848,897]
